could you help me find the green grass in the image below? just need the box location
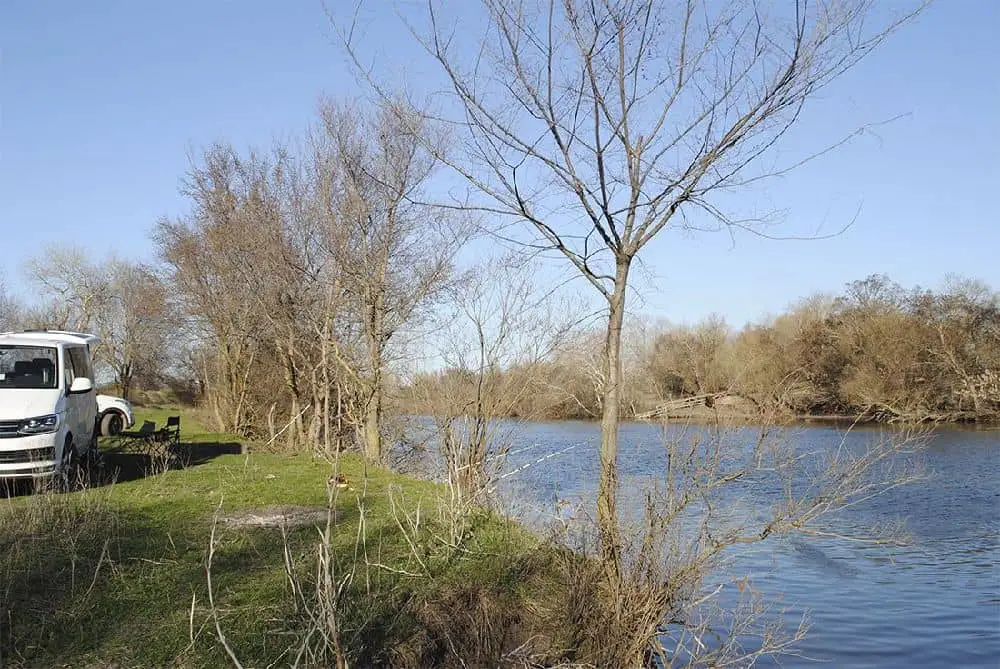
[0,408,568,668]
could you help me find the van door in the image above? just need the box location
[64,346,96,451]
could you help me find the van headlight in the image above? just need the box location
[19,414,60,435]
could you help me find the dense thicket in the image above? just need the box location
[402,274,1000,423]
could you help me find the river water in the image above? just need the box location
[490,420,1000,668]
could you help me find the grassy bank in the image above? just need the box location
[0,407,575,668]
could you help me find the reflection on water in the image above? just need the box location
[491,421,1000,668]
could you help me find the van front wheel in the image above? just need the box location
[85,428,103,481]
[57,435,81,492]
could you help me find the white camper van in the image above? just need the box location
[0,330,100,482]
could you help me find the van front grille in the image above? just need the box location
[0,447,55,464]
[0,421,20,439]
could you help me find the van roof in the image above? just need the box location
[0,330,100,348]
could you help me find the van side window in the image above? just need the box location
[64,349,76,388]
[66,347,91,385]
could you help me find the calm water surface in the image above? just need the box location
[494,421,1000,668]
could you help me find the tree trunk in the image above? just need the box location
[281,338,301,449]
[363,384,383,463]
[362,282,387,463]
[119,362,132,402]
[597,257,630,583]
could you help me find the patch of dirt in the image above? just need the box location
[221,505,335,529]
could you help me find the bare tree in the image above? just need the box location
[926,276,1000,418]
[156,145,285,433]
[344,0,926,575]
[156,108,464,450]
[413,253,579,509]
[25,247,173,399]
[315,101,463,463]
[0,272,21,331]
[25,245,109,332]
[98,260,174,401]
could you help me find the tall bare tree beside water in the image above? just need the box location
[344,0,928,578]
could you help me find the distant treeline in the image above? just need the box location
[400,274,1000,423]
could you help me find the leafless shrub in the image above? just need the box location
[405,254,583,535]
[145,445,178,478]
[532,415,927,667]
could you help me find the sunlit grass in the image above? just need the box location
[0,408,559,667]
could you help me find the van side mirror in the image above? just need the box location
[69,377,94,394]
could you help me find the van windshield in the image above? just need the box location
[0,346,59,389]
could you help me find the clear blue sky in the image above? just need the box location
[1,1,998,327]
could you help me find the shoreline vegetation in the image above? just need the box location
[398,275,999,430]
[628,394,999,426]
